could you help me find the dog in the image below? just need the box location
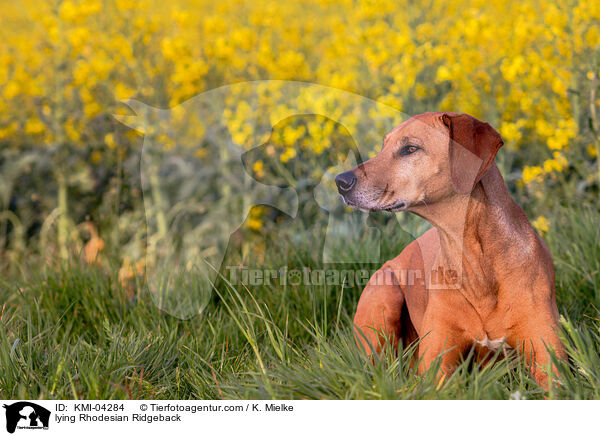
[335,112,565,386]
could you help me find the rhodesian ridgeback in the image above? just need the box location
[335,112,565,386]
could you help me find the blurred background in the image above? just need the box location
[0,0,598,279]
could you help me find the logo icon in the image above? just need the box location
[3,402,50,434]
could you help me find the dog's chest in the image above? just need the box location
[473,333,513,353]
[474,334,505,350]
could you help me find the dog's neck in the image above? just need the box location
[411,164,528,309]
[412,164,513,252]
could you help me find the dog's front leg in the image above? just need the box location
[417,326,468,381]
[511,321,566,389]
[353,263,406,355]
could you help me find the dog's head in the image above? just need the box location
[335,112,503,212]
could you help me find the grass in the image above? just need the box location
[0,204,599,400]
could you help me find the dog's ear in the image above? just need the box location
[441,113,503,195]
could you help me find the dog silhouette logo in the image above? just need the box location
[3,402,50,433]
[114,81,408,319]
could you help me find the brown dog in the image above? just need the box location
[335,112,565,385]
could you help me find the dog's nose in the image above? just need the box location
[335,171,357,193]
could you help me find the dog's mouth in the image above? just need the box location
[382,201,407,212]
[341,196,408,213]
[341,196,371,213]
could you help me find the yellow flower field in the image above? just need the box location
[0,0,598,263]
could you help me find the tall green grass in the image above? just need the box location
[0,204,598,399]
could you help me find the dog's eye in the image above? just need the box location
[397,145,419,156]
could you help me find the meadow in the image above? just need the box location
[0,0,599,399]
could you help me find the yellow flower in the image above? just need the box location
[532,216,550,236]
[415,83,427,98]
[280,147,297,163]
[522,165,544,184]
[499,122,521,142]
[436,66,452,82]
[68,27,91,51]
[24,118,45,135]
[84,101,102,118]
[59,1,79,22]
[91,150,102,164]
[543,158,561,173]
[114,82,134,100]
[282,125,305,146]
[552,151,568,168]
[3,82,19,99]
[104,133,116,149]
[551,77,567,95]
[248,217,263,231]
[535,119,554,137]
[248,206,265,231]
[252,160,265,178]
[547,135,568,150]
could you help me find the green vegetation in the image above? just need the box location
[1,204,599,400]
